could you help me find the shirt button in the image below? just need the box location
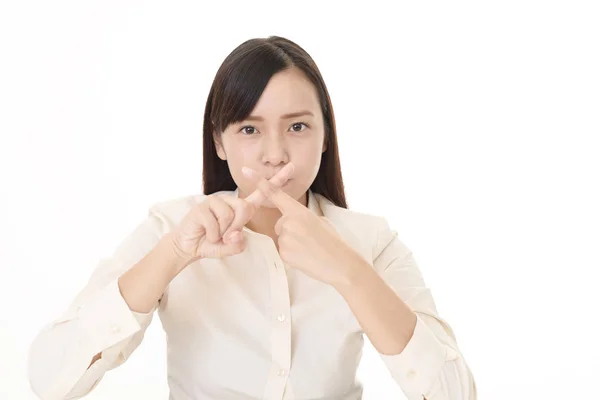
[277,369,286,377]
[277,314,286,322]
[111,326,120,334]
[406,369,417,379]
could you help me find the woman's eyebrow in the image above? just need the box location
[245,110,314,121]
[280,110,314,119]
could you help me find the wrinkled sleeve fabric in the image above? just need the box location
[27,207,169,400]
[371,218,477,400]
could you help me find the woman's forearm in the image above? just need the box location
[85,234,187,370]
[117,232,190,314]
[334,258,417,356]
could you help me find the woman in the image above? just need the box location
[27,36,477,400]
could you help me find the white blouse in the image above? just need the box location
[27,189,477,400]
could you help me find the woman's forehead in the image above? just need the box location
[250,70,320,118]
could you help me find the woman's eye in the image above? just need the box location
[240,126,257,135]
[290,122,308,132]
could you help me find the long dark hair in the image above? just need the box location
[202,36,347,208]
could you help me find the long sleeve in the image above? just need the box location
[372,219,477,400]
[27,209,168,400]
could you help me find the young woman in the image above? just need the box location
[28,36,477,400]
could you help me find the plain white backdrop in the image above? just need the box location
[1,1,599,399]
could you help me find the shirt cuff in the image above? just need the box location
[46,279,152,399]
[62,353,107,399]
[78,278,147,355]
[379,314,459,396]
[61,307,154,399]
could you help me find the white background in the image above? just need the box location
[1,1,599,399]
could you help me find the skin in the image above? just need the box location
[212,66,418,359]
[213,67,326,242]
[243,167,419,359]
[114,67,421,394]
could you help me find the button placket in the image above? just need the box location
[262,241,292,400]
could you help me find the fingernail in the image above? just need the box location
[241,166,255,178]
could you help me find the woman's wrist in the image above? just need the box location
[162,232,195,274]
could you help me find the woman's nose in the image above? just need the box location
[261,134,289,165]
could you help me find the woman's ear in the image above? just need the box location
[213,132,227,160]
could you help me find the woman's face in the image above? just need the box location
[215,67,326,207]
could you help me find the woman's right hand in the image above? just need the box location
[170,163,294,263]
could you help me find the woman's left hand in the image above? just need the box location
[242,167,366,287]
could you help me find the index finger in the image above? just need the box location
[244,162,294,208]
[221,164,296,241]
[242,165,303,215]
